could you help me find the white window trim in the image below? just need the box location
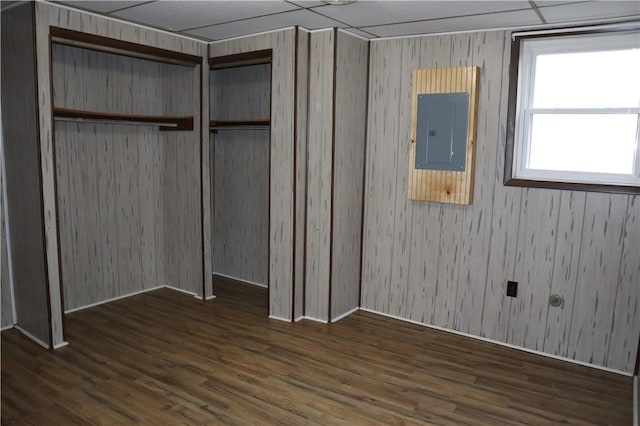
[512,31,640,188]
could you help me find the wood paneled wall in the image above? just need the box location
[210,64,270,286]
[304,29,335,322]
[303,29,368,322]
[34,2,206,345]
[212,130,269,284]
[294,29,310,320]
[210,29,296,320]
[51,44,201,311]
[330,31,368,321]
[1,3,52,346]
[362,30,640,374]
[1,144,13,329]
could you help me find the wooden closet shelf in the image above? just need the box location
[54,108,194,131]
[210,119,270,131]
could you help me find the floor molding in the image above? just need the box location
[213,272,267,288]
[65,285,201,314]
[268,315,291,322]
[332,307,359,322]
[299,316,328,324]
[359,307,631,377]
[14,325,49,349]
[1,325,14,331]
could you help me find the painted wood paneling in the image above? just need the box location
[1,3,52,346]
[362,30,640,373]
[210,28,296,320]
[294,28,309,320]
[1,148,13,329]
[361,39,403,314]
[304,29,334,322]
[210,63,270,287]
[35,1,207,346]
[51,43,200,310]
[330,31,368,322]
[212,130,269,285]
[567,193,630,368]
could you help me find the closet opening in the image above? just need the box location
[209,50,272,308]
[50,29,202,324]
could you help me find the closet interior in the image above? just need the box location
[209,51,272,289]
[51,29,204,313]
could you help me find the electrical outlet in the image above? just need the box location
[507,281,518,297]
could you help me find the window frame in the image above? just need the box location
[504,24,640,195]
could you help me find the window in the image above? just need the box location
[505,27,640,193]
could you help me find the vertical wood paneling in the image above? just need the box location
[361,40,403,313]
[454,32,503,336]
[607,195,640,372]
[34,1,205,346]
[294,29,309,320]
[567,193,629,367]
[212,130,269,285]
[268,28,295,320]
[2,3,52,346]
[50,28,201,310]
[210,63,270,287]
[330,31,368,321]
[210,28,296,320]
[544,190,586,357]
[508,188,560,351]
[479,32,518,343]
[202,57,213,300]
[363,30,639,373]
[404,36,451,325]
[387,38,420,320]
[1,150,14,329]
[305,29,334,322]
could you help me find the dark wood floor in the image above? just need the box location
[1,277,633,425]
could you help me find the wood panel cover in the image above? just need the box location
[408,66,479,204]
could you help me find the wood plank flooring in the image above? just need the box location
[2,277,633,425]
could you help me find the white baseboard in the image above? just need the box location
[164,285,200,299]
[268,315,291,322]
[54,341,69,349]
[65,285,164,313]
[299,316,328,324]
[14,325,50,349]
[213,272,267,288]
[1,324,15,331]
[294,315,305,322]
[65,285,201,314]
[634,375,638,426]
[332,307,359,323]
[205,294,217,300]
[359,307,632,377]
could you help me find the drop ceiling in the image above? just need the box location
[50,0,640,41]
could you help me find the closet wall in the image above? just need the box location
[293,29,310,320]
[361,30,640,374]
[2,2,207,347]
[52,44,201,311]
[209,28,296,320]
[1,2,51,346]
[210,64,270,286]
[1,141,13,329]
[304,29,368,322]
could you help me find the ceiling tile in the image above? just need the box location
[113,1,300,31]
[538,1,640,23]
[314,1,531,28]
[341,27,376,39]
[55,1,147,13]
[287,0,326,7]
[187,8,345,40]
[364,9,542,38]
